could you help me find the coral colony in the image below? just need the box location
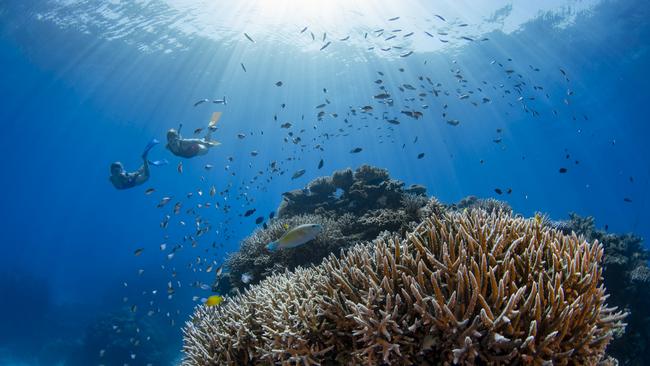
[179,165,648,365]
[182,209,626,365]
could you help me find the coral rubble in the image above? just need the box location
[183,209,626,365]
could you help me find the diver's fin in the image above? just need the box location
[143,138,160,154]
[223,96,227,105]
[205,140,221,147]
[149,159,169,166]
[209,112,222,129]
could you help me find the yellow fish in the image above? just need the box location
[205,295,224,307]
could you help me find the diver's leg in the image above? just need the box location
[134,158,150,186]
[196,144,209,156]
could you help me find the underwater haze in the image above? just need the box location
[0,0,649,365]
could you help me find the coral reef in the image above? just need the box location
[224,213,347,289]
[223,165,430,290]
[183,209,626,365]
[450,195,513,215]
[277,165,427,218]
[556,213,650,366]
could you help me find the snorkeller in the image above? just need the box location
[109,139,167,190]
[166,112,223,158]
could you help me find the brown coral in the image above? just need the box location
[183,210,626,365]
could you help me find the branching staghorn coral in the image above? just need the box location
[555,213,650,365]
[183,209,626,365]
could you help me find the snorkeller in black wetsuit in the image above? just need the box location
[109,139,167,190]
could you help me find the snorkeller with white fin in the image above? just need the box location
[166,112,222,158]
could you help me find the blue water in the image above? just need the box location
[1,0,648,364]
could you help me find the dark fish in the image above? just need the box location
[385,35,396,41]
[559,168,567,173]
[339,35,350,41]
[144,188,155,195]
[424,31,434,37]
[300,26,308,33]
[350,147,363,153]
[434,14,446,21]
[269,211,275,219]
[387,119,400,125]
[291,169,306,179]
[447,119,460,126]
[275,81,283,87]
[374,93,391,99]
[255,216,264,224]
[316,103,326,108]
[240,63,247,72]
[244,33,255,43]
[318,159,324,169]
[417,153,425,159]
[403,32,414,37]
[244,209,256,217]
[460,36,474,41]
[320,41,332,51]
[194,99,209,106]
[494,188,503,195]
[388,16,400,21]
[400,51,414,57]
[623,198,632,203]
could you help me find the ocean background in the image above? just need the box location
[0,0,648,365]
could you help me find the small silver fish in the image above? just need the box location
[157,197,172,208]
[291,169,306,179]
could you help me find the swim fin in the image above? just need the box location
[149,159,169,166]
[143,138,160,154]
